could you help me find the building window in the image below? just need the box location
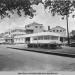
[53,30,55,32]
[51,36,58,40]
[18,38,20,40]
[27,25,30,27]
[60,30,62,32]
[40,26,42,28]
[16,38,17,41]
[35,26,38,28]
[22,38,24,40]
[57,30,59,32]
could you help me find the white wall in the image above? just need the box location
[14,38,25,44]
[0,38,5,43]
[50,27,66,36]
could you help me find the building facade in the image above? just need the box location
[14,35,25,44]
[25,22,44,33]
[49,26,66,42]
[0,37,5,44]
[0,28,26,44]
[50,26,66,36]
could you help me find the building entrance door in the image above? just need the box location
[60,37,63,42]
[25,37,30,44]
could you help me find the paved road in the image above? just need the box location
[0,45,75,71]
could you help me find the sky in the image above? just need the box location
[0,3,75,33]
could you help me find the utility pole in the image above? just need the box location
[66,14,70,46]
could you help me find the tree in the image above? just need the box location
[0,0,35,19]
[30,0,43,5]
[0,0,37,38]
[44,0,75,45]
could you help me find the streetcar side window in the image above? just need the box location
[43,35,49,40]
[38,36,43,40]
[51,36,58,40]
[33,36,44,40]
[33,37,37,40]
[33,35,58,40]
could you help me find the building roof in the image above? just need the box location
[11,29,25,33]
[25,22,43,26]
[14,31,67,38]
[51,26,66,30]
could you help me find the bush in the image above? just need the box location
[28,43,61,49]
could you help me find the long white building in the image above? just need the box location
[0,27,26,44]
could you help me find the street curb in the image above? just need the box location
[7,47,75,58]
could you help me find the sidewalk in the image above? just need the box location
[6,44,75,58]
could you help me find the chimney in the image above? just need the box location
[48,26,50,31]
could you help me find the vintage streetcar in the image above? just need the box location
[14,31,66,49]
